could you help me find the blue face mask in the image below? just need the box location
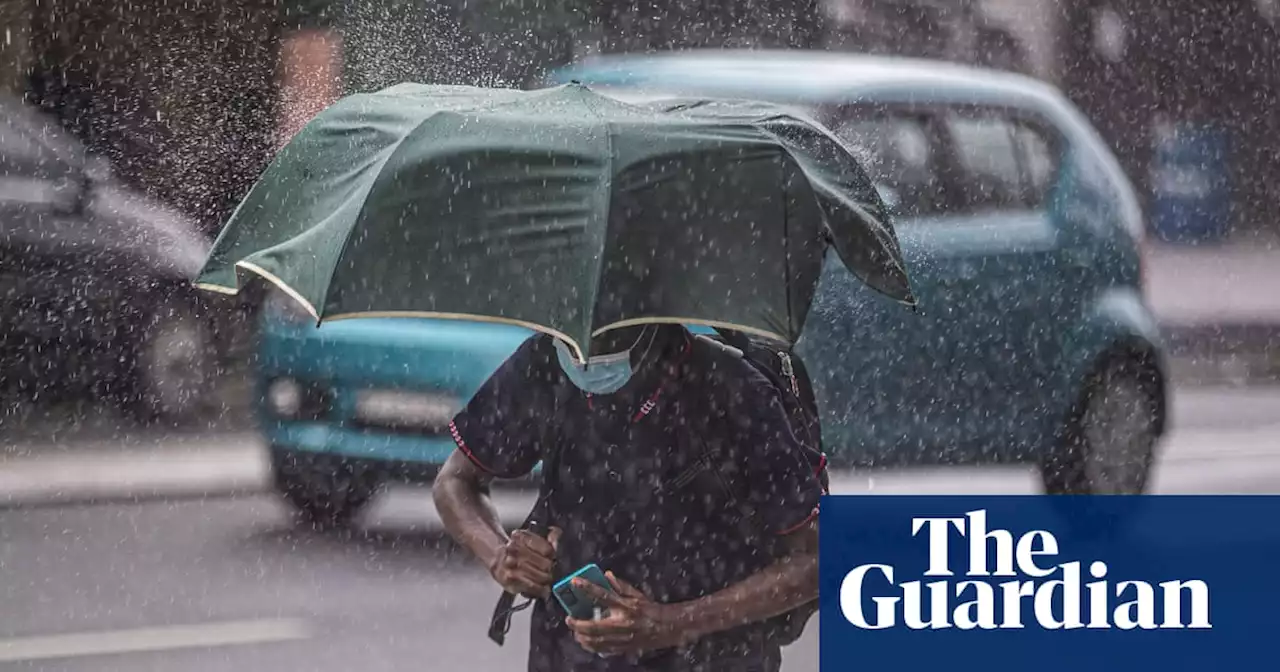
[554,339,634,395]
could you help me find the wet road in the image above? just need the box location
[0,492,828,672]
[2,385,1279,671]
[0,495,538,672]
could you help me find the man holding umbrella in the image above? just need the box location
[435,320,823,670]
[193,82,913,672]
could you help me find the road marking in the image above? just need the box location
[0,618,311,662]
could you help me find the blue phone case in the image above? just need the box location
[553,564,613,620]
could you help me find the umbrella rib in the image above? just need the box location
[781,150,795,339]
[594,317,787,345]
[576,93,615,361]
[758,118,918,308]
[322,310,581,347]
[191,262,321,321]
[314,110,456,322]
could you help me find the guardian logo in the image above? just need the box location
[840,510,1212,631]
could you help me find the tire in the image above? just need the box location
[272,449,378,529]
[1040,355,1162,495]
[124,298,215,425]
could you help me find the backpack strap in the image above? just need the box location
[487,342,573,646]
[779,349,821,431]
[694,333,743,358]
[712,327,751,352]
[689,333,827,526]
[688,336,770,534]
[487,457,562,645]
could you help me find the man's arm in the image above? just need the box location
[567,520,818,654]
[675,519,818,638]
[433,451,506,571]
[434,336,561,595]
[434,451,558,597]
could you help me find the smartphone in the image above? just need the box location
[553,563,614,620]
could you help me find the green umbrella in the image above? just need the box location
[195,82,914,361]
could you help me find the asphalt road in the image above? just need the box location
[2,385,1279,671]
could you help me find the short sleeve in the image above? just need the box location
[724,375,823,536]
[448,335,560,479]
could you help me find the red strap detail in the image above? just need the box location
[631,392,661,423]
[628,335,693,423]
[777,505,820,536]
[814,454,830,494]
[449,420,497,475]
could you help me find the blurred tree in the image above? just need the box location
[335,0,823,90]
[0,0,33,95]
[338,0,504,91]
[974,25,1029,74]
[458,0,584,86]
[1060,0,1279,237]
[24,0,287,236]
[1058,0,1152,205]
[16,0,830,236]
[825,0,977,61]
[591,0,824,54]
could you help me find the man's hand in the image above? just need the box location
[566,571,692,655]
[489,527,561,598]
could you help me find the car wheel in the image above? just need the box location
[125,299,214,425]
[272,449,378,529]
[1041,356,1162,495]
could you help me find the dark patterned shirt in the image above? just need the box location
[450,326,821,672]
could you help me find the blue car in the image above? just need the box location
[255,50,1167,524]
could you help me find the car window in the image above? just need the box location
[1013,122,1060,206]
[1060,134,1141,238]
[943,113,1026,213]
[831,113,946,218]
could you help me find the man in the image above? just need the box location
[434,323,821,671]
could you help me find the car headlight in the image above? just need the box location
[265,376,331,420]
[267,377,303,417]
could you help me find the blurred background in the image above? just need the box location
[1,1,1278,670]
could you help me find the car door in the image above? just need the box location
[798,105,971,465]
[930,106,1073,455]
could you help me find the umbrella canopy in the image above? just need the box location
[195,82,914,360]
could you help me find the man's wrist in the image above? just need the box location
[473,533,509,579]
[665,599,718,644]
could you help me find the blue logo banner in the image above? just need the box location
[819,495,1280,671]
